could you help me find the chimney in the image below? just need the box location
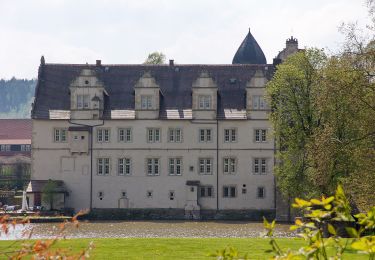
[169,59,174,66]
[96,60,102,66]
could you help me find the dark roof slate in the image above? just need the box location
[32,63,274,119]
[232,30,267,65]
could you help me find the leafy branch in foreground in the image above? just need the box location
[264,185,375,259]
[210,185,374,259]
[0,210,94,259]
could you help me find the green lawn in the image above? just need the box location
[0,238,367,259]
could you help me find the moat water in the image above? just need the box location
[0,221,294,240]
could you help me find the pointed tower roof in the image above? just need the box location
[232,29,267,64]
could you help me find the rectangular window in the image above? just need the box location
[199,128,212,142]
[168,128,182,142]
[147,128,161,143]
[198,95,211,109]
[118,158,131,176]
[255,129,267,142]
[141,95,153,109]
[97,129,110,142]
[199,186,214,198]
[224,128,237,142]
[199,158,212,175]
[252,95,267,110]
[223,158,236,174]
[54,128,67,142]
[257,187,265,198]
[97,158,110,175]
[77,94,90,109]
[169,190,175,200]
[147,158,160,176]
[118,128,132,142]
[223,186,236,198]
[0,145,11,151]
[253,158,267,174]
[169,158,182,175]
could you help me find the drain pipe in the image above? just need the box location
[216,119,219,211]
[68,119,104,211]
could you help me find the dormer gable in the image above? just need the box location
[69,68,107,120]
[192,71,218,120]
[134,72,160,119]
[246,69,269,119]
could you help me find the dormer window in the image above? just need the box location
[198,95,211,110]
[141,95,153,110]
[77,94,90,109]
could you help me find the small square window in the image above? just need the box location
[147,191,153,198]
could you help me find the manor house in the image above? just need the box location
[28,30,299,219]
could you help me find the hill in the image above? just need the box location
[0,78,36,119]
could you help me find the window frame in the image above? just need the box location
[118,128,132,143]
[168,128,183,143]
[223,185,237,198]
[199,186,214,198]
[77,94,90,109]
[141,95,153,110]
[198,95,212,110]
[118,157,131,176]
[147,128,161,143]
[53,128,68,143]
[223,157,236,175]
[198,158,213,175]
[257,186,266,199]
[252,95,267,110]
[224,128,237,143]
[97,157,110,176]
[253,157,268,175]
[168,157,183,176]
[97,128,110,143]
[198,128,213,143]
[254,129,268,143]
[146,158,160,176]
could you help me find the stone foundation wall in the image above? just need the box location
[85,208,275,221]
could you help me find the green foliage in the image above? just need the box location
[208,247,249,260]
[264,185,375,259]
[0,78,36,118]
[0,162,31,190]
[266,1,375,209]
[42,180,59,210]
[143,51,166,65]
[266,49,327,199]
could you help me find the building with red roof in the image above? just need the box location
[0,119,32,158]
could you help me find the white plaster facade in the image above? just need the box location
[31,68,275,214]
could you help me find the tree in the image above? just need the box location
[143,52,166,65]
[266,49,327,199]
[267,0,375,210]
[42,180,58,210]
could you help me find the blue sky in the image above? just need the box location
[0,0,369,79]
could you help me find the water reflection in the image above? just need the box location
[1,221,294,240]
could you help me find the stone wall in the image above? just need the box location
[85,208,275,221]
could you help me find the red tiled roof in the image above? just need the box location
[0,119,32,140]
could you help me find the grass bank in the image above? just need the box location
[0,238,366,259]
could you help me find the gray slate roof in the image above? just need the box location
[32,63,274,120]
[232,30,267,65]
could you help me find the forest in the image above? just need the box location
[0,78,36,119]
